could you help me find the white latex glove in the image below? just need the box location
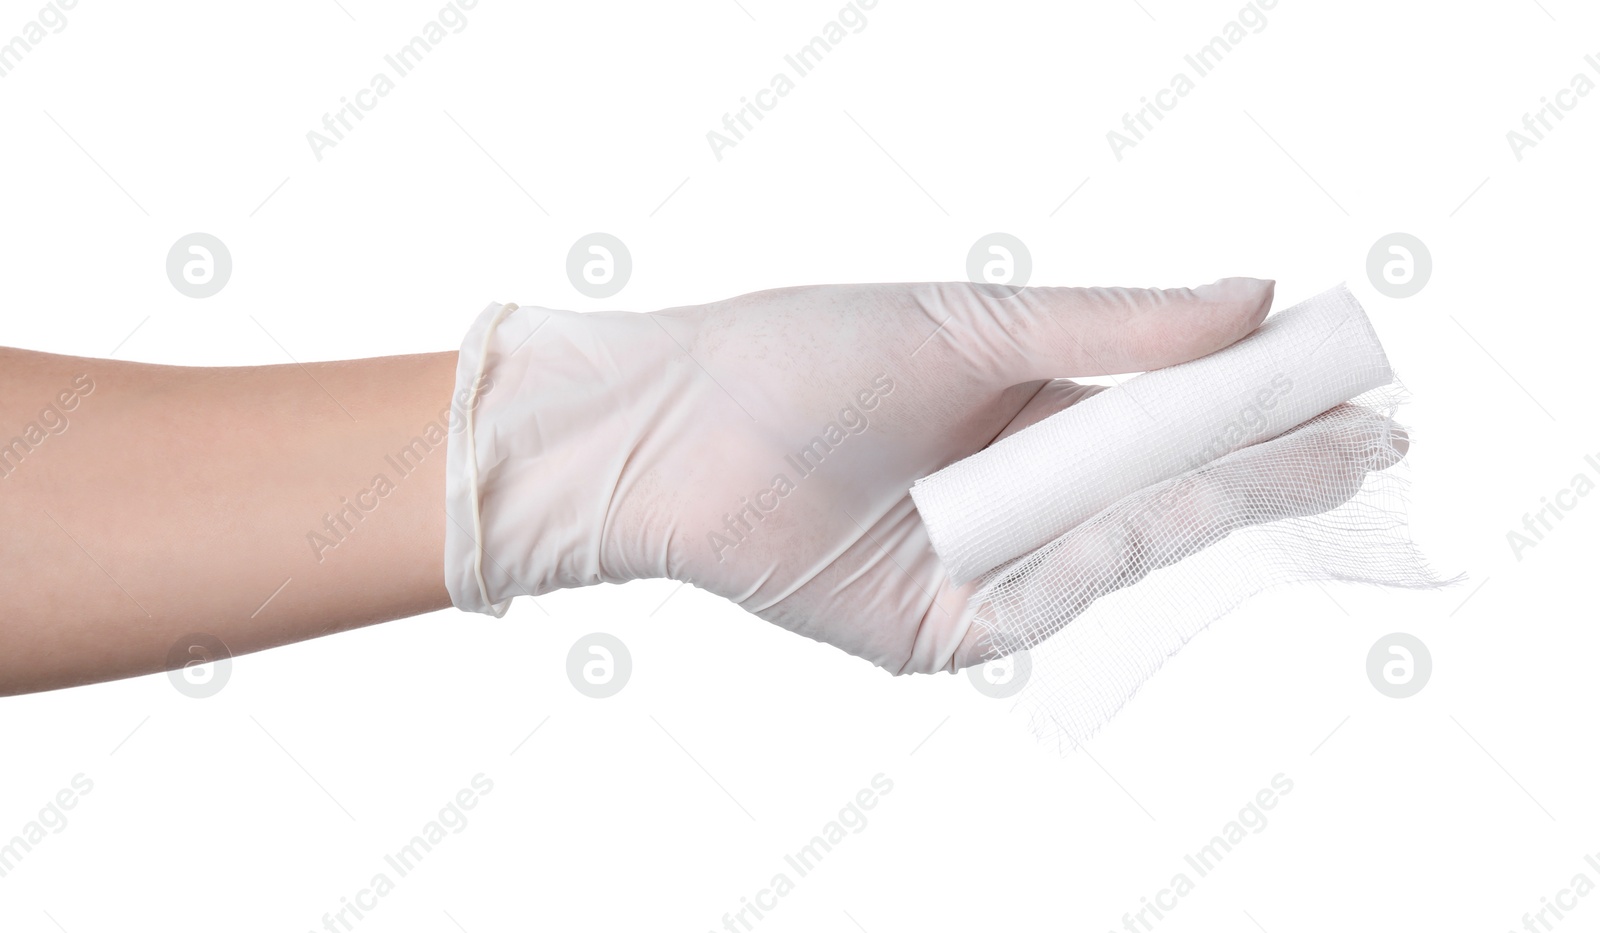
[448,279,1309,674]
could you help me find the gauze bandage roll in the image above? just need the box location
[910,283,1393,584]
[910,284,1453,745]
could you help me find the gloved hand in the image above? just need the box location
[446,278,1378,674]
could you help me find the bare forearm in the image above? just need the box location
[0,346,458,695]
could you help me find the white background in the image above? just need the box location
[2,1,1597,931]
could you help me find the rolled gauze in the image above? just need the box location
[910,283,1393,584]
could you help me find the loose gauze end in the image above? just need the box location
[909,283,1455,746]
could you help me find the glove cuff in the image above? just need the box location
[444,301,645,614]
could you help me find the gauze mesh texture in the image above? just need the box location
[910,284,1456,745]
[910,283,1394,584]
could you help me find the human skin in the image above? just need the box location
[0,347,458,695]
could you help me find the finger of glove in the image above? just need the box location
[990,379,1107,444]
[914,277,1274,391]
